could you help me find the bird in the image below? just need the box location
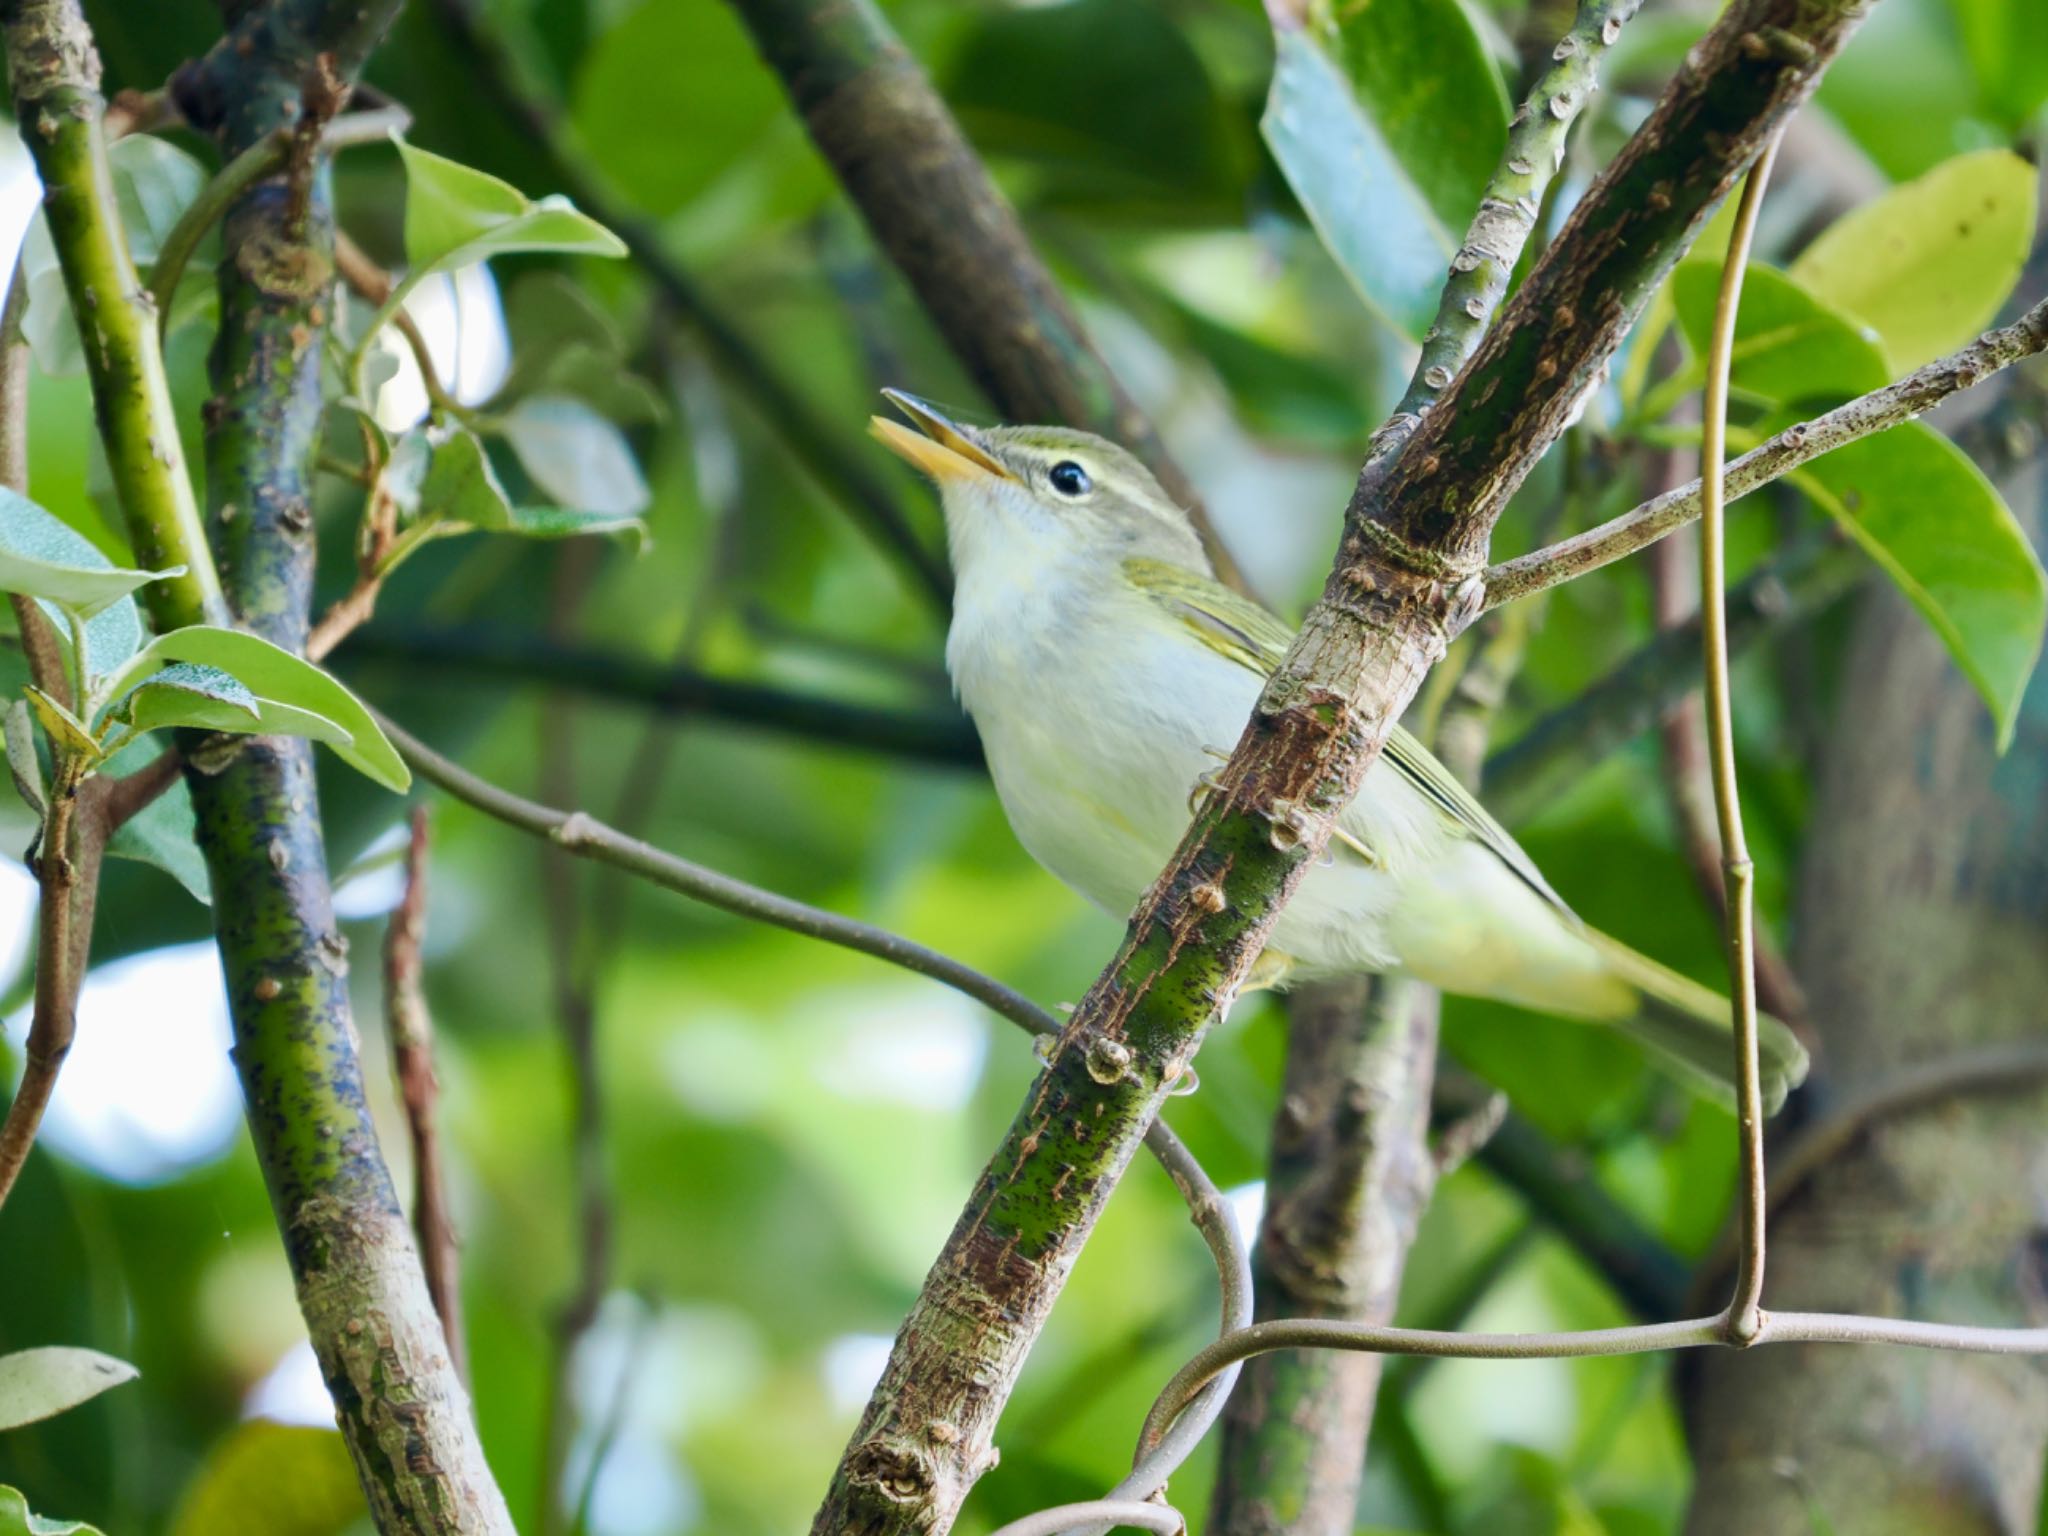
[870,390,1808,1111]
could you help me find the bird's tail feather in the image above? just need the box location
[1585,930,1810,1114]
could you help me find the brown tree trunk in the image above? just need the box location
[1681,404,2048,1534]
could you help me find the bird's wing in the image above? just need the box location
[1122,557,1569,915]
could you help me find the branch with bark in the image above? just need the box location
[800,2,1873,1528]
[723,0,1246,590]
[0,0,512,1528]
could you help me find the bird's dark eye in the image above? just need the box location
[1048,460,1092,497]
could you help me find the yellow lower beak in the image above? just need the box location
[870,391,1014,484]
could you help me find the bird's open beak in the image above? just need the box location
[870,389,1015,484]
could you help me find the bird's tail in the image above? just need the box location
[1585,930,1810,1114]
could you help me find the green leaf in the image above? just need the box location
[168,1422,367,1536]
[394,137,625,279]
[391,424,646,544]
[1950,0,2048,126]
[1262,23,1454,341]
[4,699,44,816]
[1784,418,2046,747]
[0,486,180,619]
[105,772,210,905]
[102,628,409,792]
[1325,0,1510,236]
[499,395,651,518]
[104,661,260,734]
[0,1486,105,1536]
[23,687,100,763]
[1789,149,2038,373]
[0,1346,139,1431]
[1669,262,1890,409]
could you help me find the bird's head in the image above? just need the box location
[870,389,1210,578]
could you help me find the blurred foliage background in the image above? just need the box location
[0,0,2044,1531]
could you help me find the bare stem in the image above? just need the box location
[383,806,466,1383]
[1701,133,1780,1343]
[1484,293,2048,607]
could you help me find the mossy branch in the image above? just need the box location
[805,3,1874,1530]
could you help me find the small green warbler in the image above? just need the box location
[872,391,1807,1110]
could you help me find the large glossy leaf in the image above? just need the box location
[1783,418,2045,747]
[0,487,178,620]
[1789,149,2038,373]
[1262,22,1453,341]
[1327,0,1509,236]
[101,628,408,791]
[394,137,625,279]
[0,1347,138,1431]
[1668,261,1890,409]
[168,1422,366,1536]
[0,1486,105,1536]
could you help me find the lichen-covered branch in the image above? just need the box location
[808,3,1872,1529]
[724,0,1246,589]
[1,0,512,1528]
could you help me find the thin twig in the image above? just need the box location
[1484,293,2048,607]
[333,230,457,413]
[378,707,1252,1500]
[383,807,466,1383]
[1139,1308,2048,1455]
[1702,132,1781,1342]
[987,1502,1185,1536]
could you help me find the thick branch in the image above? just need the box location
[723,0,1245,589]
[809,4,1871,1529]
[1484,293,2048,606]
[2,0,510,1526]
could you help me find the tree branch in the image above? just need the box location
[1483,293,2048,607]
[383,806,466,1384]
[0,0,512,1527]
[807,3,1872,1528]
[723,0,1246,591]
[343,624,982,768]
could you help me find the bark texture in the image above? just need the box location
[1209,978,1439,1535]
[806,2,1871,1529]
[1681,403,2048,1534]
